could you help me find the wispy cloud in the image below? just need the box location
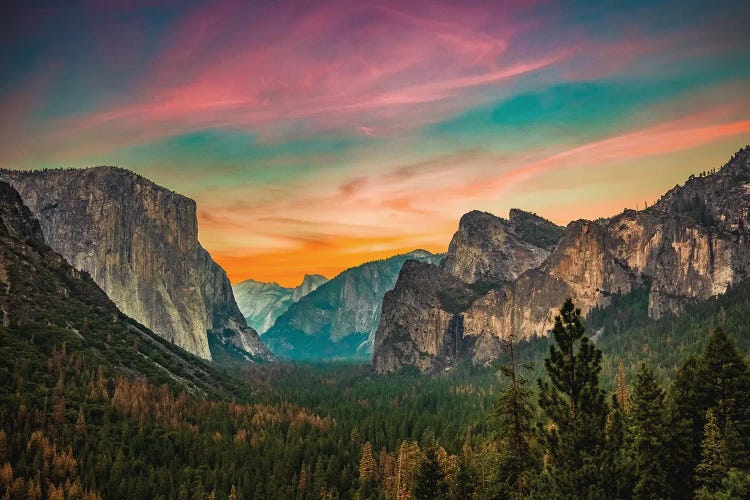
[1,0,749,284]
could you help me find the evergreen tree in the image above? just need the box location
[603,394,632,499]
[413,433,446,500]
[616,360,629,414]
[666,328,750,495]
[665,355,701,498]
[694,409,728,498]
[357,441,377,499]
[494,332,539,496]
[695,328,750,467]
[451,446,475,500]
[628,364,669,499]
[358,441,376,482]
[537,299,608,498]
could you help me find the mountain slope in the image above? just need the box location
[374,146,750,373]
[263,250,442,360]
[233,274,328,333]
[0,167,271,363]
[0,180,247,398]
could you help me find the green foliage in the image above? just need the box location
[4,212,750,500]
[413,432,447,499]
[665,328,750,496]
[537,299,608,498]
[695,409,729,497]
[595,279,750,388]
[628,364,669,499]
[494,334,540,497]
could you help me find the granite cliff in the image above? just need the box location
[0,180,245,396]
[0,167,271,362]
[373,147,750,373]
[233,274,328,334]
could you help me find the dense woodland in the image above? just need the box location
[2,288,750,499]
[2,209,750,499]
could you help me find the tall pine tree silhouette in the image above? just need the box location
[629,364,670,498]
[538,298,608,498]
[494,332,539,496]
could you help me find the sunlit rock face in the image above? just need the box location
[374,147,750,373]
[0,166,271,362]
[441,209,564,284]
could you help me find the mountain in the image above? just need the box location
[373,146,750,373]
[0,180,247,397]
[233,274,328,333]
[262,250,443,360]
[0,167,271,363]
[373,210,565,372]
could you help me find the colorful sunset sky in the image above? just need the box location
[2,0,750,286]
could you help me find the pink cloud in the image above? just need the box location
[22,1,570,160]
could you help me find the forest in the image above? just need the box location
[3,206,750,499]
[2,285,750,499]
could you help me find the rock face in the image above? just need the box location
[0,167,271,362]
[373,210,564,372]
[0,180,244,395]
[373,147,750,373]
[233,274,328,334]
[263,250,442,360]
[442,209,564,283]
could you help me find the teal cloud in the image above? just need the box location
[106,129,364,187]
[427,69,749,150]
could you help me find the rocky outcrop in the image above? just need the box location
[441,209,563,283]
[233,274,328,334]
[0,167,271,362]
[373,211,564,372]
[372,260,479,372]
[263,250,442,360]
[374,146,750,373]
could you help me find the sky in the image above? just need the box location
[1,0,750,286]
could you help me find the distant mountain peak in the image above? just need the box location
[292,274,328,302]
[441,207,564,283]
[405,249,435,258]
[262,250,442,360]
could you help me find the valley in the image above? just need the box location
[3,0,750,496]
[1,147,750,498]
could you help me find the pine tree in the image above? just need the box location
[450,445,475,500]
[603,394,632,499]
[695,328,750,466]
[629,364,669,499]
[357,441,377,499]
[358,441,376,482]
[228,485,241,500]
[537,298,608,498]
[616,360,629,414]
[394,440,420,499]
[694,409,728,497]
[494,332,539,496]
[413,434,446,500]
[665,355,701,498]
[666,329,750,495]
